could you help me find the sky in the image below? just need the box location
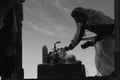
[22,0,114,78]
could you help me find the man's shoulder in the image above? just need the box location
[85,9,114,24]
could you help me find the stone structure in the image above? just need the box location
[0,0,25,80]
[12,0,25,80]
[37,61,86,80]
[10,0,25,80]
[114,0,120,76]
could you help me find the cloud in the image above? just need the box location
[24,19,74,39]
[24,21,56,36]
[44,18,75,38]
[33,26,56,36]
[23,0,76,39]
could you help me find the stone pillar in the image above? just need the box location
[42,45,48,64]
[114,0,120,75]
[11,0,25,79]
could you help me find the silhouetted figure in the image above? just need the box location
[65,7,115,76]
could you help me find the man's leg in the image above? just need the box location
[94,36,115,76]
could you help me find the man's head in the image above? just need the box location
[71,7,88,23]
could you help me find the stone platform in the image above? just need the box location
[24,77,120,80]
[37,62,85,79]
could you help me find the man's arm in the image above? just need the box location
[68,22,86,50]
[86,24,114,36]
[65,7,88,51]
[85,24,114,43]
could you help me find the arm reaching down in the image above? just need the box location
[68,22,86,50]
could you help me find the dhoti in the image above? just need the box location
[94,35,115,76]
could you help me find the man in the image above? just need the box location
[65,7,115,76]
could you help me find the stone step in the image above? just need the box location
[24,77,120,80]
[37,62,85,79]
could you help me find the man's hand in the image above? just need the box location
[64,41,76,51]
[81,41,94,49]
[64,46,69,51]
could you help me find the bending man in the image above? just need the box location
[65,7,115,76]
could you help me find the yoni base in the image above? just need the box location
[37,61,85,79]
